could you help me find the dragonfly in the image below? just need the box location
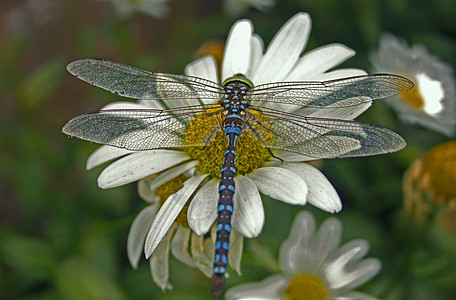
[62,58,413,297]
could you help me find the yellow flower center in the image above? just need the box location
[185,105,274,178]
[399,86,424,110]
[423,141,456,199]
[141,105,274,227]
[285,274,327,300]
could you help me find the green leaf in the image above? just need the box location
[18,58,65,108]
[56,257,127,300]
[0,229,57,281]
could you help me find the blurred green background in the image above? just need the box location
[1,0,455,299]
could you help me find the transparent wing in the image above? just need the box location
[66,59,224,105]
[247,106,406,159]
[249,74,414,108]
[62,106,224,151]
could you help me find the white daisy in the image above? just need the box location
[101,0,170,19]
[222,0,275,17]
[225,211,381,300]
[82,12,368,286]
[370,34,456,136]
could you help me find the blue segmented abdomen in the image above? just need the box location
[211,77,251,297]
[211,131,239,296]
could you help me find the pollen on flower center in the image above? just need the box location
[399,86,424,110]
[285,273,327,300]
[184,105,273,178]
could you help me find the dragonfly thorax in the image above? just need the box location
[222,75,253,113]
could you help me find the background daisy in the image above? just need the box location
[100,0,170,19]
[370,34,456,136]
[225,211,381,300]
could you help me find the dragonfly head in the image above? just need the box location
[222,73,254,88]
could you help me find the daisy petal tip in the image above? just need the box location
[294,11,311,22]
[144,245,154,259]
[354,239,370,253]
[232,18,253,31]
[330,43,356,56]
[309,197,342,213]
[86,159,95,171]
[97,175,119,190]
[294,210,316,227]
[368,257,382,273]
[130,260,139,270]
[187,220,206,236]
[97,180,110,190]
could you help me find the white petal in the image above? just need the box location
[170,226,196,267]
[313,217,343,260]
[86,145,133,170]
[273,151,320,162]
[225,274,288,300]
[185,55,218,82]
[150,227,174,291]
[309,68,367,81]
[285,44,356,80]
[97,150,189,188]
[137,177,160,204]
[188,180,219,235]
[248,167,308,205]
[252,13,311,84]
[339,258,381,291]
[228,230,244,275]
[146,160,198,192]
[190,233,213,278]
[285,217,343,273]
[127,204,160,269]
[296,101,372,121]
[246,33,264,78]
[137,99,164,109]
[145,175,206,258]
[326,240,381,290]
[222,19,253,80]
[280,162,342,213]
[100,101,148,110]
[336,291,379,300]
[99,98,161,110]
[232,175,264,238]
[279,211,316,273]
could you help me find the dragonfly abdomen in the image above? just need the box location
[212,141,236,296]
[211,112,246,296]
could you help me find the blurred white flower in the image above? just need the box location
[225,211,381,300]
[222,0,275,17]
[102,0,170,19]
[370,34,456,136]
